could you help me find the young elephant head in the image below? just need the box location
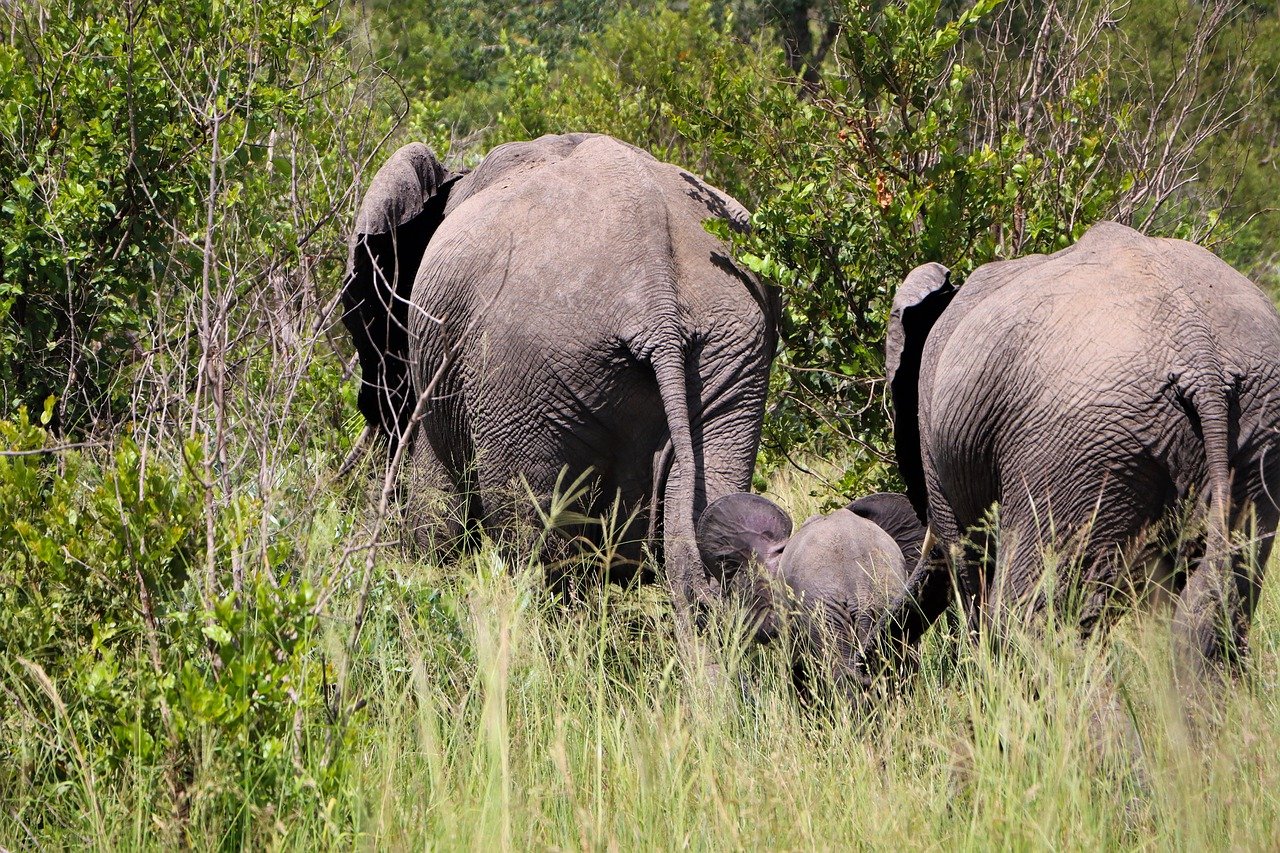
[846,492,929,567]
[697,493,909,691]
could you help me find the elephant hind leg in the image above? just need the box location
[402,437,474,558]
[1174,557,1249,679]
[474,460,645,594]
[1173,502,1276,680]
[985,505,1155,644]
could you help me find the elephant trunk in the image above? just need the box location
[786,597,863,705]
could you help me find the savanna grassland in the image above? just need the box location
[2,0,1279,848]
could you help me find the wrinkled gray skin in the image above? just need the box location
[859,221,1280,682]
[342,134,778,612]
[697,492,913,690]
[847,492,930,568]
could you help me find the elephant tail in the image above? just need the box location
[1174,360,1243,670]
[1197,380,1233,560]
[647,339,705,611]
[1174,352,1233,557]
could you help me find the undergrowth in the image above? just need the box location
[2,417,1278,849]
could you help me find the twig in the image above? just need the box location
[0,442,100,457]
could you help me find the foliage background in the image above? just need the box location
[1,0,1278,845]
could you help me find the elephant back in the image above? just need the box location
[411,134,777,369]
[443,133,608,216]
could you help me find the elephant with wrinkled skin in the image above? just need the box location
[858,221,1280,683]
[341,133,779,613]
[846,491,931,568]
[697,492,916,691]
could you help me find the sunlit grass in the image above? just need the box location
[4,468,1280,849]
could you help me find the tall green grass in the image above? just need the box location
[3,468,1280,849]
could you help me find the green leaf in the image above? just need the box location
[202,624,233,646]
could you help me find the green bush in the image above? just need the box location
[0,407,327,841]
[0,8,196,431]
[0,0,380,436]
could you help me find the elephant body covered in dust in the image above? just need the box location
[861,221,1280,679]
[341,133,779,611]
[697,492,919,691]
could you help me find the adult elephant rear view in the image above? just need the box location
[342,133,779,612]
[860,221,1280,680]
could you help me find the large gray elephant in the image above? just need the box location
[858,221,1280,681]
[696,492,916,691]
[341,133,779,612]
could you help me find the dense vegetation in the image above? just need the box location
[1,0,1277,845]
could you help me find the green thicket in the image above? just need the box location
[0,0,387,434]
[1,0,1278,845]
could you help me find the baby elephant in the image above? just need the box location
[696,492,921,694]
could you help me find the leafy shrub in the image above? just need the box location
[0,407,327,841]
[0,8,197,431]
[0,0,381,437]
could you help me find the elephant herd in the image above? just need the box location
[342,132,1280,694]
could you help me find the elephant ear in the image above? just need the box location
[696,493,793,584]
[343,143,460,445]
[846,492,928,567]
[885,263,956,520]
